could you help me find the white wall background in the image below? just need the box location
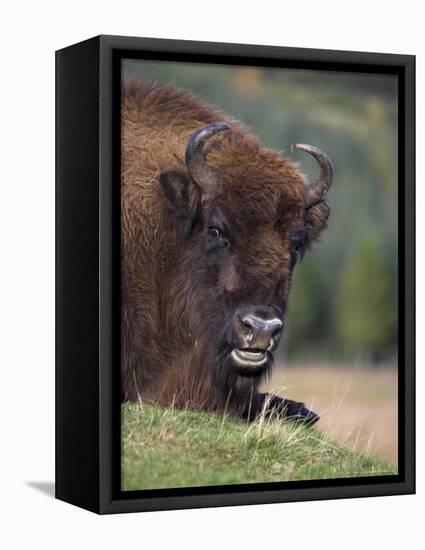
[0,1,422,548]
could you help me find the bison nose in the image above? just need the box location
[235,309,283,352]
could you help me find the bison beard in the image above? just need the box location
[121,76,334,426]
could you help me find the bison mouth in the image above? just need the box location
[230,348,271,374]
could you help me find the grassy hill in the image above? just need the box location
[121,403,396,491]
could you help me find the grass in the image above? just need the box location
[121,402,397,491]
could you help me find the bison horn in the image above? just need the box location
[185,123,231,188]
[292,143,334,208]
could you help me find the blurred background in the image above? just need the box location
[123,59,398,465]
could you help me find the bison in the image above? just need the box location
[121,76,334,425]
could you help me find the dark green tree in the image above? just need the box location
[336,236,397,361]
[284,254,331,359]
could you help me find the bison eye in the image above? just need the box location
[289,228,306,266]
[290,242,303,266]
[208,226,221,239]
[207,225,229,253]
[293,243,302,257]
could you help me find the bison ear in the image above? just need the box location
[160,171,201,237]
[160,171,190,210]
[304,200,331,246]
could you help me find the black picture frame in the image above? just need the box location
[56,34,415,514]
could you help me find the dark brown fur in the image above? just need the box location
[121,76,329,417]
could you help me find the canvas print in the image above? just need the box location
[120,59,398,491]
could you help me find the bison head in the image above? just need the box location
[159,123,333,409]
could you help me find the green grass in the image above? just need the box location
[122,403,397,491]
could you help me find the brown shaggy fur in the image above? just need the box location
[121,75,330,416]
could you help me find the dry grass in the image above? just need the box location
[263,364,398,465]
[122,402,395,491]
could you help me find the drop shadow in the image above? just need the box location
[27,481,55,498]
